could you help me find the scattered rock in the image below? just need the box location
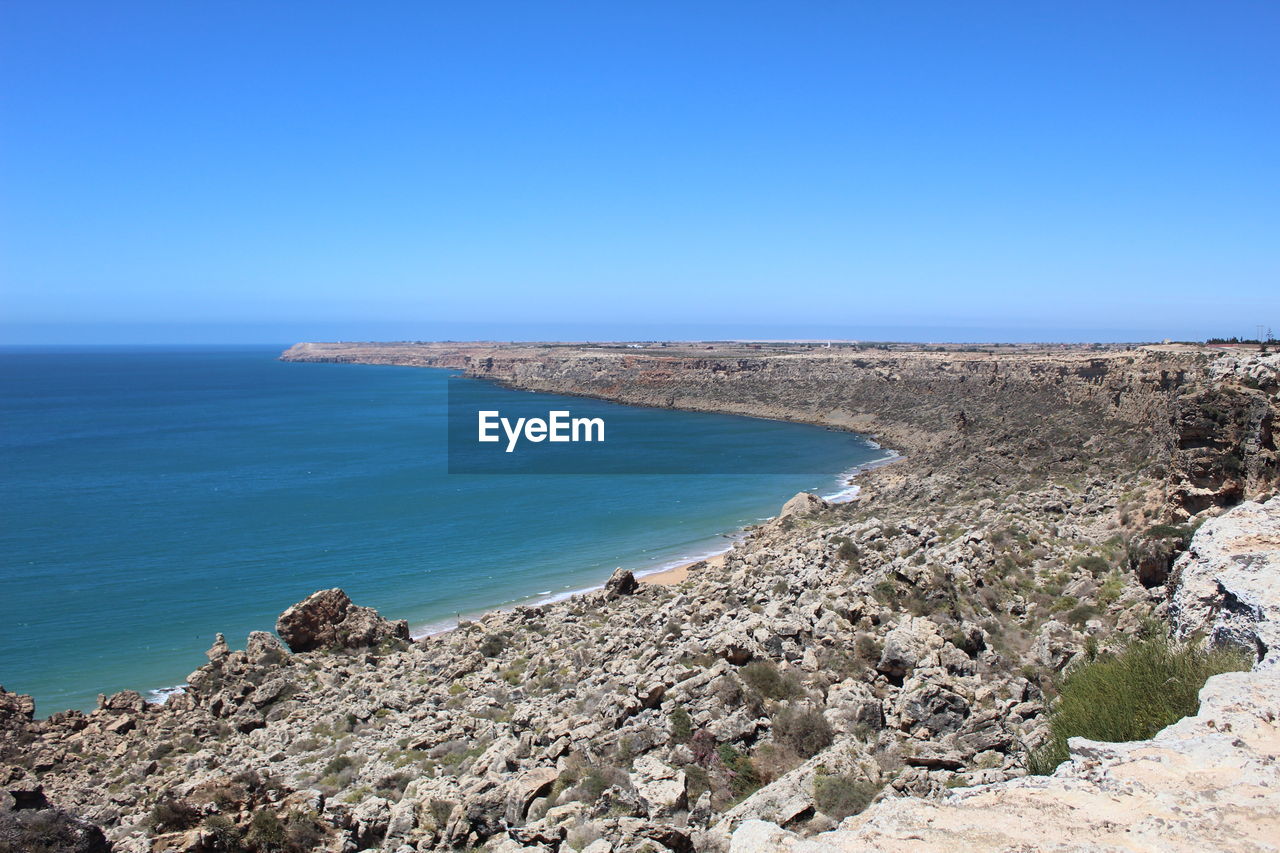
[0,688,34,729]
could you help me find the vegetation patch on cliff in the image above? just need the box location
[1029,631,1253,773]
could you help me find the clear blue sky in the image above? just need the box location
[2,1,1276,343]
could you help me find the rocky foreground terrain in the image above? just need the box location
[2,343,1278,852]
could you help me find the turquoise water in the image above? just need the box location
[0,347,888,713]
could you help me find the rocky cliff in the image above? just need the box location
[1,343,1276,853]
[282,342,1279,515]
[732,496,1280,852]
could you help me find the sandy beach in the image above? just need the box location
[640,551,727,586]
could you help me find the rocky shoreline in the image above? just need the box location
[2,342,1277,852]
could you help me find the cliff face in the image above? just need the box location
[282,342,1279,514]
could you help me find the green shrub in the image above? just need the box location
[1144,523,1191,542]
[244,810,285,849]
[478,633,506,657]
[148,796,200,833]
[201,814,242,847]
[323,754,355,775]
[1049,595,1078,613]
[1071,556,1110,577]
[1095,575,1126,607]
[716,745,761,800]
[813,773,880,819]
[684,764,711,800]
[1065,603,1102,627]
[772,706,834,758]
[669,706,693,743]
[290,811,328,850]
[1029,634,1252,774]
[871,580,897,604]
[740,661,802,700]
[427,798,456,829]
[854,634,883,664]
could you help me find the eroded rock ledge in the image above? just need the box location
[733,496,1280,853]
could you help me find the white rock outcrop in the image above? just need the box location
[732,497,1280,853]
[780,492,829,518]
[1169,498,1280,665]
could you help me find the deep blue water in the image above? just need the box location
[0,347,887,713]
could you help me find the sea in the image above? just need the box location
[0,346,892,713]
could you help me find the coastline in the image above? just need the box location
[639,551,727,586]
[403,446,898,642]
[122,360,901,704]
[18,343,1276,853]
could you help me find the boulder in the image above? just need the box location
[779,492,827,518]
[824,680,884,733]
[605,568,639,597]
[205,633,230,663]
[351,796,391,849]
[895,676,969,735]
[246,630,287,662]
[711,630,760,665]
[876,616,942,682]
[504,768,558,824]
[730,819,797,852]
[275,588,410,652]
[1030,620,1080,671]
[903,742,965,769]
[97,690,145,714]
[629,754,688,819]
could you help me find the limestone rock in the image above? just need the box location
[628,754,687,819]
[780,493,828,518]
[1169,497,1279,664]
[246,630,287,662]
[1029,620,1080,671]
[876,617,941,682]
[204,633,229,662]
[505,768,558,824]
[894,677,968,735]
[275,588,410,652]
[98,690,145,714]
[730,819,805,853]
